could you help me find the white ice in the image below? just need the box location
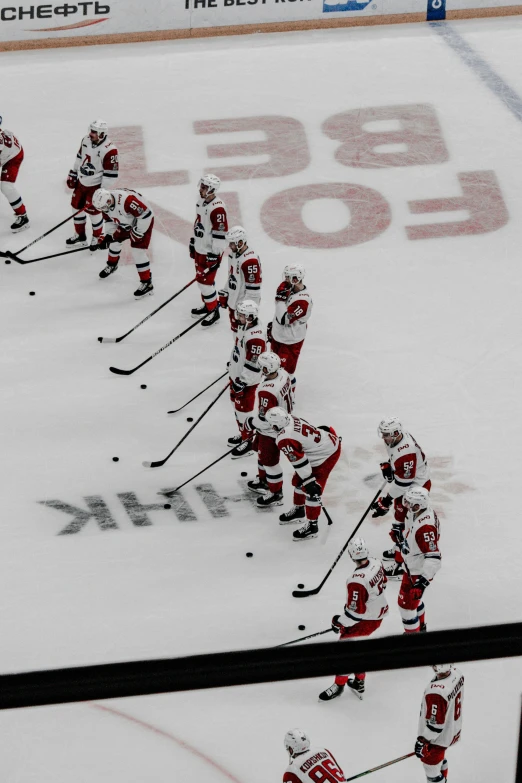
[1,15,522,782]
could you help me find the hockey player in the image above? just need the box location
[319,537,388,702]
[269,263,313,376]
[228,300,266,458]
[283,729,346,783]
[218,225,262,333]
[92,188,154,299]
[66,119,118,250]
[371,417,431,578]
[190,174,228,327]
[0,119,29,233]
[243,351,294,508]
[265,408,341,540]
[396,487,441,633]
[416,664,464,782]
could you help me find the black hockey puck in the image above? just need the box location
[112,457,119,462]
[29,291,35,296]
[187,417,194,422]
[5,259,11,264]
[97,337,102,343]
[246,552,253,557]
[298,625,306,631]
[241,471,247,477]
[297,583,304,589]
[141,384,147,390]
[164,503,171,510]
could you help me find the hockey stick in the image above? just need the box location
[345,752,415,781]
[143,383,229,468]
[292,483,386,598]
[276,628,334,648]
[323,506,334,527]
[13,247,88,265]
[0,209,82,261]
[109,316,205,376]
[160,446,237,496]
[98,278,197,343]
[167,371,228,414]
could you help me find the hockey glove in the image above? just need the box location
[302,476,322,499]
[218,289,229,309]
[414,737,431,759]
[112,228,128,244]
[275,281,292,302]
[380,461,394,483]
[99,234,113,250]
[389,522,404,545]
[331,615,344,634]
[66,171,78,189]
[232,379,247,398]
[371,495,393,518]
[266,321,273,342]
[189,237,196,259]
[410,576,430,602]
[205,251,220,272]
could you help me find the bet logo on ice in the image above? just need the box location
[323,0,372,13]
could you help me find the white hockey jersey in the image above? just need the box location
[229,322,266,387]
[72,134,118,188]
[0,129,22,166]
[402,505,441,579]
[339,557,388,627]
[272,287,313,345]
[193,196,228,256]
[251,369,294,438]
[104,188,154,236]
[276,416,340,480]
[419,666,464,748]
[225,247,262,310]
[385,430,430,500]
[283,747,346,783]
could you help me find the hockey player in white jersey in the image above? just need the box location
[218,225,262,332]
[283,729,346,783]
[269,263,313,376]
[66,119,118,250]
[0,119,29,233]
[243,351,294,507]
[92,187,154,298]
[416,664,464,782]
[371,416,431,578]
[318,538,388,702]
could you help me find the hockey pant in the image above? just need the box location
[194,251,221,312]
[391,479,432,565]
[71,182,103,239]
[105,219,154,281]
[229,382,257,438]
[256,434,283,493]
[292,443,341,521]
[420,745,448,782]
[334,619,382,685]
[1,149,26,215]
[270,337,304,376]
[398,573,427,633]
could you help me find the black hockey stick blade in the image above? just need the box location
[109,366,134,376]
[291,585,321,598]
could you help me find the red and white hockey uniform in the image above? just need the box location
[71,134,118,189]
[104,189,154,282]
[250,368,293,494]
[419,667,464,749]
[339,558,389,628]
[225,247,262,310]
[193,195,229,312]
[229,322,267,434]
[271,287,313,345]
[284,747,346,783]
[276,416,341,521]
[402,506,441,579]
[0,129,27,221]
[385,431,431,501]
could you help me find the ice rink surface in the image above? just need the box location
[1,14,522,781]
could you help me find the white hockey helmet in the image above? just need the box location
[377,416,403,445]
[89,118,108,140]
[284,263,305,283]
[265,406,292,433]
[432,664,452,676]
[226,225,247,251]
[284,729,310,757]
[347,537,369,561]
[198,173,221,196]
[236,299,259,322]
[92,188,113,212]
[403,487,430,512]
[258,351,281,375]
